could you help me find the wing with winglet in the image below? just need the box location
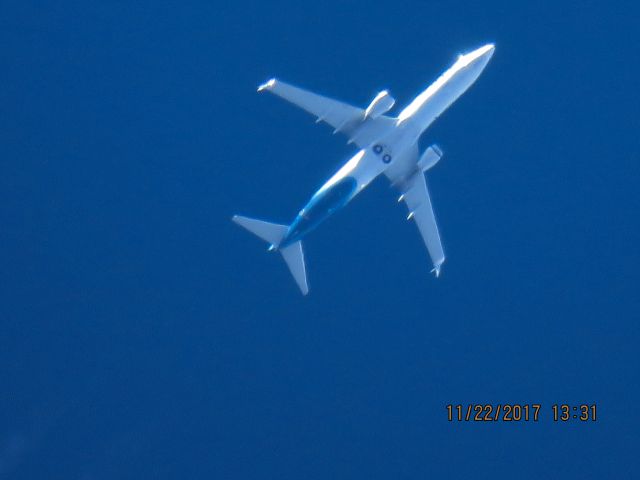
[257,78,395,149]
[398,171,445,276]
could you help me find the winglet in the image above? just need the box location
[431,263,442,278]
[257,78,276,92]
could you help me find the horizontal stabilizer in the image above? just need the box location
[232,215,287,247]
[232,215,310,294]
[280,241,309,295]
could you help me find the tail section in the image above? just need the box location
[279,241,309,295]
[232,215,288,247]
[232,215,309,295]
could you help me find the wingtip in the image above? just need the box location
[257,78,276,92]
[431,263,443,278]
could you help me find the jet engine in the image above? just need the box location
[364,90,395,119]
[417,145,444,172]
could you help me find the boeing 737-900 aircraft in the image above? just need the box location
[233,44,495,294]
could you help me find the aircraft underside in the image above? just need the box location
[233,44,495,294]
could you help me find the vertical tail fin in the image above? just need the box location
[232,215,309,295]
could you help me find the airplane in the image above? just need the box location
[233,44,495,294]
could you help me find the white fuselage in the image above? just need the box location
[281,44,494,248]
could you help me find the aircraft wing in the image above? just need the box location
[399,171,445,276]
[257,78,395,149]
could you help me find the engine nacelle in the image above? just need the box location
[364,90,395,119]
[418,145,444,172]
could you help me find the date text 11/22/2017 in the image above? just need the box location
[446,404,597,422]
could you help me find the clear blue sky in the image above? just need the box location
[1,1,639,478]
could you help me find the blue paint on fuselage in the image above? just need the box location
[280,177,357,248]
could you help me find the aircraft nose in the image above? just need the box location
[470,43,495,71]
[458,43,496,69]
[481,43,495,59]
[471,43,495,62]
